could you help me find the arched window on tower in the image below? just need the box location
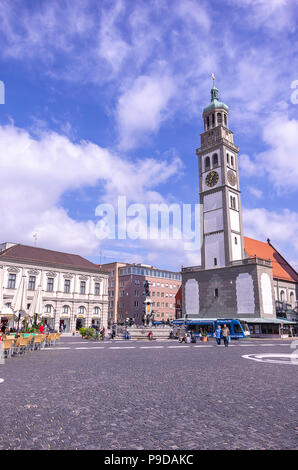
[213,153,218,167]
[235,237,238,245]
[206,116,210,129]
[212,113,215,127]
[224,114,227,126]
[231,155,234,167]
[205,156,210,171]
[227,153,230,165]
[217,113,222,125]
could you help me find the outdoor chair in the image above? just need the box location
[12,337,22,356]
[45,334,52,347]
[21,336,32,354]
[2,339,14,358]
[40,335,46,349]
[33,335,42,350]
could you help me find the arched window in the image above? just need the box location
[290,292,295,307]
[217,113,222,125]
[212,113,215,127]
[205,156,211,171]
[227,153,230,165]
[78,306,85,315]
[62,305,70,314]
[212,153,218,167]
[231,155,234,167]
[280,290,285,302]
[235,237,238,245]
[94,307,100,315]
[45,304,53,314]
[224,114,227,126]
[206,116,210,129]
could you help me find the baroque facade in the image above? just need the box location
[0,243,108,332]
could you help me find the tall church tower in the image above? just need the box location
[196,80,245,269]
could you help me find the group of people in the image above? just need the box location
[0,322,54,336]
[179,332,196,343]
[93,325,106,341]
[214,324,230,347]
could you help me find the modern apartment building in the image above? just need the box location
[99,262,182,324]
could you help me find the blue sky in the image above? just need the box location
[0,0,297,271]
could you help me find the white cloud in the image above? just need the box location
[248,186,263,199]
[240,114,298,191]
[117,74,177,149]
[243,207,298,259]
[0,124,182,256]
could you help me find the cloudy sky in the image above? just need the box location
[0,0,297,271]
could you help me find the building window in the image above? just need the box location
[213,153,218,167]
[28,276,36,291]
[94,307,100,315]
[230,196,236,210]
[227,154,230,165]
[64,279,70,293]
[224,114,227,126]
[134,300,139,307]
[78,306,85,315]
[280,290,285,302]
[80,281,86,294]
[62,305,70,314]
[214,258,217,266]
[8,274,16,289]
[95,282,100,295]
[215,288,219,298]
[231,155,234,167]
[47,278,54,292]
[205,156,210,171]
[235,237,238,245]
[45,304,53,314]
[212,113,215,127]
[206,116,210,129]
[217,113,222,124]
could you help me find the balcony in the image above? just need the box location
[229,256,272,267]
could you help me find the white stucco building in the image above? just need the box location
[0,242,108,332]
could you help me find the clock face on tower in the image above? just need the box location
[205,170,219,187]
[227,169,236,186]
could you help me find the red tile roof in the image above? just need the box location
[244,237,298,283]
[0,244,100,272]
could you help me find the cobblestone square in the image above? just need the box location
[0,337,297,450]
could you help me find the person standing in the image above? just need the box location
[221,324,230,347]
[215,325,222,345]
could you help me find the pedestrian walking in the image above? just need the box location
[215,325,222,345]
[221,324,230,347]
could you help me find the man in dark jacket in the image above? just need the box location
[221,324,230,347]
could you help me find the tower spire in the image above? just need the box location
[210,73,219,102]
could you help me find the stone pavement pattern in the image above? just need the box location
[0,337,297,450]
